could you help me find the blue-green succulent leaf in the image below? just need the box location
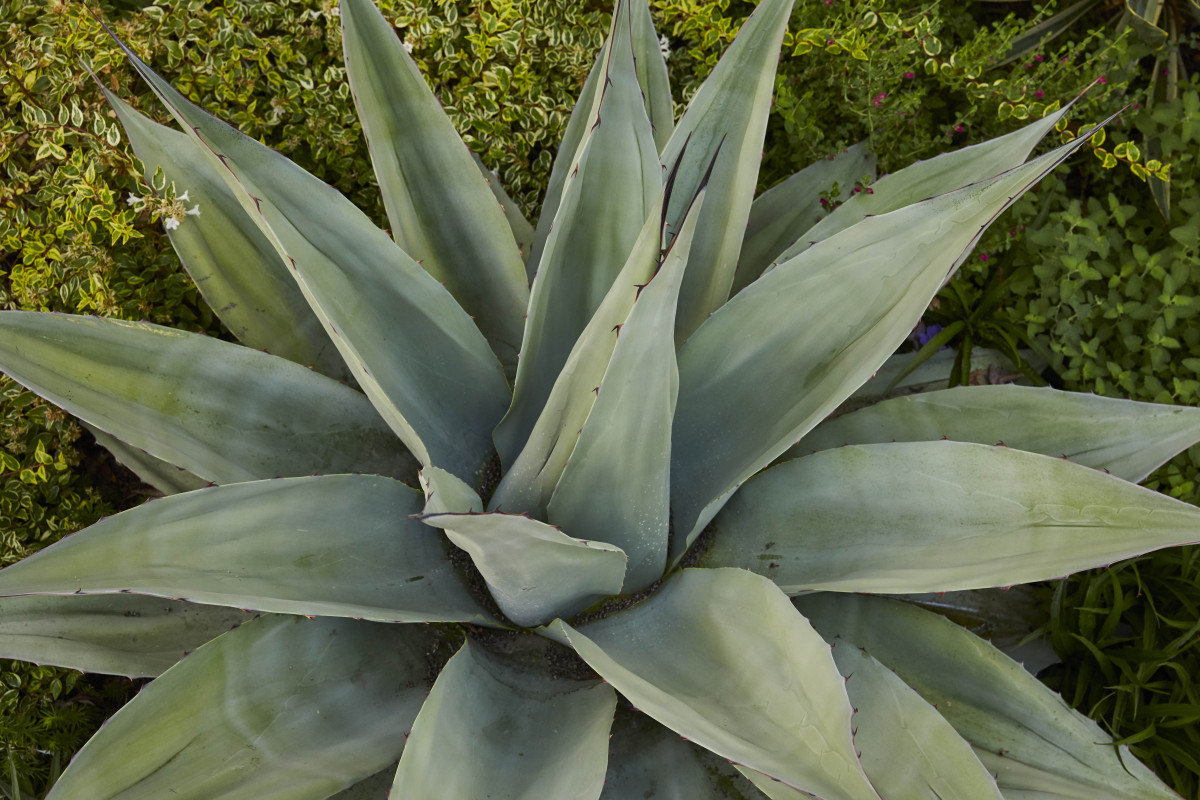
[733,142,876,295]
[494,0,662,467]
[101,90,350,381]
[111,35,509,487]
[341,0,529,372]
[490,150,693,518]
[0,594,255,678]
[526,0,672,274]
[392,641,616,800]
[419,511,626,627]
[660,0,794,343]
[669,113,1117,559]
[0,475,498,626]
[45,615,434,800]
[773,101,1079,265]
[796,594,1181,800]
[601,708,766,800]
[545,180,706,592]
[472,152,536,268]
[419,466,483,515]
[0,312,415,486]
[85,424,209,495]
[704,441,1200,593]
[828,644,1004,800]
[545,568,881,800]
[791,384,1200,482]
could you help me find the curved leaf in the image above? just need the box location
[796,593,1180,800]
[630,0,674,151]
[0,475,498,626]
[791,384,1200,482]
[703,441,1200,593]
[661,0,795,342]
[86,424,209,495]
[473,152,536,268]
[490,151,692,515]
[419,511,626,627]
[669,115,1114,558]
[341,0,529,372]
[392,641,615,800]
[0,312,415,485]
[494,0,661,467]
[546,180,705,592]
[113,36,510,486]
[102,90,349,381]
[601,708,766,800]
[0,594,255,678]
[773,101,1078,265]
[545,568,881,800]
[46,615,434,800]
[829,643,1004,800]
[418,465,482,515]
[733,142,876,294]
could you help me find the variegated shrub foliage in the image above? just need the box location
[1,1,1198,798]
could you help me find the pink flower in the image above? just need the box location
[1035,54,1044,62]
[1035,90,1044,99]
[980,253,989,262]
[954,124,964,133]
[1098,76,1107,84]
[904,71,915,79]
[871,92,887,107]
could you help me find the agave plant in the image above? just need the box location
[3,0,1200,798]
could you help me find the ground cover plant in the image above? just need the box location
[3,0,1200,798]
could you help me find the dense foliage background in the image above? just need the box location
[1,0,1197,796]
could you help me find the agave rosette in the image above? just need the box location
[1,1,1198,798]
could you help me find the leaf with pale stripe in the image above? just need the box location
[660,0,794,342]
[493,0,661,467]
[733,142,876,294]
[86,424,209,495]
[102,90,349,381]
[341,0,529,372]
[392,642,615,800]
[703,441,1200,593]
[546,181,704,592]
[112,36,509,486]
[544,569,881,800]
[790,384,1200,482]
[0,312,415,485]
[796,593,1180,800]
[773,101,1077,264]
[600,708,766,800]
[489,149,692,516]
[669,116,1114,558]
[0,594,255,678]
[46,615,434,800]
[0,475,497,626]
[419,511,625,627]
[829,643,1004,800]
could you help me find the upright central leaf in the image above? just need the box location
[660,0,795,343]
[493,0,662,467]
[546,185,706,592]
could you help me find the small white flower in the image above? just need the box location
[176,190,190,202]
[163,217,181,231]
[185,204,201,217]
[403,40,414,54]
[659,34,671,61]
[126,193,143,206]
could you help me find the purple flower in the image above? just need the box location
[916,323,945,347]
